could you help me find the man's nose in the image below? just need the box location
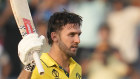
[74,35,80,44]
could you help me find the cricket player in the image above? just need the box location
[18,11,82,79]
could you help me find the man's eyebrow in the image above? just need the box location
[77,31,82,34]
[69,31,82,35]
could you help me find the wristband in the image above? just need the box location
[24,63,35,72]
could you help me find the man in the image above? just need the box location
[107,0,140,63]
[87,24,128,79]
[18,11,82,79]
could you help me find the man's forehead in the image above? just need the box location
[63,24,80,30]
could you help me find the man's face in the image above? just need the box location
[57,24,81,57]
[99,29,109,42]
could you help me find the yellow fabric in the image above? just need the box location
[31,53,82,79]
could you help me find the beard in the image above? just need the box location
[58,39,77,57]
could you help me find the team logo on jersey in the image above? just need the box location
[52,69,59,79]
[76,72,81,79]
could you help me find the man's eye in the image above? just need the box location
[78,33,81,36]
[70,34,74,37]
[69,33,75,37]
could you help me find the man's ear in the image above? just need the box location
[51,32,58,42]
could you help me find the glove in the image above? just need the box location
[18,33,47,65]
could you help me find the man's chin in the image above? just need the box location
[68,51,77,57]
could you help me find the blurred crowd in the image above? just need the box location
[0,0,140,79]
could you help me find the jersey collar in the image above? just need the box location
[40,53,77,68]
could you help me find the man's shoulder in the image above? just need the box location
[31,53,58,79]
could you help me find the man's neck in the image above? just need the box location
[48,44,70,72]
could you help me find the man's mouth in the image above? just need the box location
[71,45,78,48]
[71,46,78,48]
[71,45,78,51]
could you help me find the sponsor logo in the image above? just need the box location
[76,72,81,79]
[52,69,59,79]
[23,18,33,34]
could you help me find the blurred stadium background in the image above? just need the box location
[0,0,140,79]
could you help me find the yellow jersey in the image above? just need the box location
[31,53,82,79]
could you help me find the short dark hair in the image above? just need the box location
[47,11,82,45]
